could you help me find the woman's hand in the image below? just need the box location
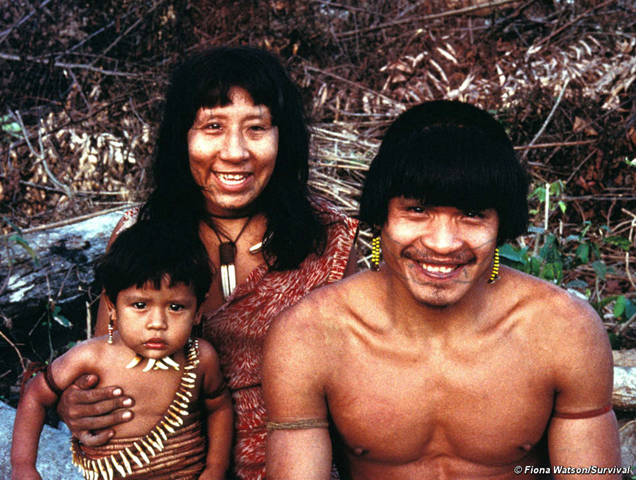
[56,373,134,446]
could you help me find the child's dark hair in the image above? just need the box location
[95,220,212,306]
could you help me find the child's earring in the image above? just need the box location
[488,248,500,284]
[371,234,382,271]
[108,316,114,345]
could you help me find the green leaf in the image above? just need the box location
[565,279,588,289]
[529,186,546,201]
[575,243,590,263]
[592,260,607,280]
[498,244,527,264]
[557,201,567,214]
[625,299,636,320]
[2,217,23,235]
[0,114,21,135]
[596,295,620,311]
[614,295,627,318]
[51,305,72,327]
[606,236,632,251]
[579,221,591,237]
[607,332,621,350]
[530,256,542,276]
[8,235,40,266]
[52,314,71,328]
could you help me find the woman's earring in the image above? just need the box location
[108,316,114,345]
[488,248,500,284]
[371,235,381,271]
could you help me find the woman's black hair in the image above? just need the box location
[95,219,213,306]
[141,46,326,270]
[359,100,529,245]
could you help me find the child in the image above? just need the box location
[11,220,233,480]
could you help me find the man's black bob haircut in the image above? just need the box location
[95,220,213,307]
[143,46,326,270]
[359,100,529,245]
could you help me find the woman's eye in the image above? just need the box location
[204,123,221,130]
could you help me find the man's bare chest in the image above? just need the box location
[327,342,554,466]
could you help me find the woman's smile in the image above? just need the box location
[188,87,279,217]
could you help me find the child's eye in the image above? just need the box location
[408,206,425,214]
[169,304,185,312]
[132,302,146,309]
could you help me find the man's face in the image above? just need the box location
[381,197,499,309]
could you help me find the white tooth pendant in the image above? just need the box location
[126,354,180,372]
[219,242,236,301]
[126,354,143,369]
[143,359,157,372]
[162,356,180,370]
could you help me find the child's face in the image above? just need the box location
[106,277,202,359]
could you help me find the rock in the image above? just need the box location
[613,366,636,412]
[619,420,636,469]
[0,209,127,382]
[0,400,82,479]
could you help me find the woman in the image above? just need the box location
[57,46,358,479]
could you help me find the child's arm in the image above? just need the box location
[11,369,58,480]
[196,339,233,480]
[11,341,99,479]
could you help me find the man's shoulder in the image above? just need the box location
[502,266,604,339]
[269,271,376,345]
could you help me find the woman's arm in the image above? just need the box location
[197,340,234,480]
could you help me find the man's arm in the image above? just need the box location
[197,340,234,480]
[547,299,621,478]
[263,302,334,480]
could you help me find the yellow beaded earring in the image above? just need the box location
[488,248,500,284]
[371,235,381,271]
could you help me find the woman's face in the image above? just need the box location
[187,87,279,217]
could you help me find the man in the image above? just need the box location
[263,101,621,479]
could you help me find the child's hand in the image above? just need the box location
[197,466,226,480]
[11,465,42,480]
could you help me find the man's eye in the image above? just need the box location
[464,211,484,218]
[132,302,146,309]
[408,206,425,213]
[204,123,221,130]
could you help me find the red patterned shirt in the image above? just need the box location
[202,200,357,480]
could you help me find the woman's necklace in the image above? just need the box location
[204,215,257,301]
